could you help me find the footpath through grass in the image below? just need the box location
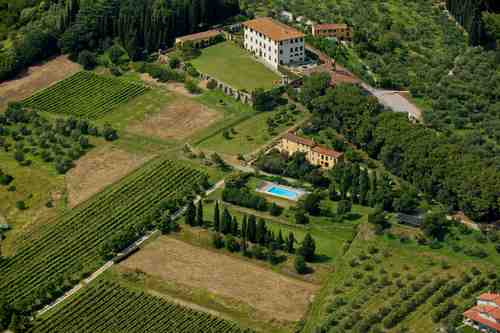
[190,41,281,92]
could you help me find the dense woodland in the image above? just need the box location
[445,0,500,46]
[0,0,239,81]
[299,73,499,223]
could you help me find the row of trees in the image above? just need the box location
[184,199,318,268]
[330,162,419,214]
[301,79,499,222]
[1,0,239,81]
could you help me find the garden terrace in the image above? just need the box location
[22,71,147,120]
[189,41,281,92]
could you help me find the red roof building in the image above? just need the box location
[312,23,353,41]
[279,132,343,169]
[464,293,500,333]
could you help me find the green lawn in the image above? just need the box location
[190,41,281,91]
[196,103,308,156]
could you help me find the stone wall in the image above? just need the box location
[199,72,253,106]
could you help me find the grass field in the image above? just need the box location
[197,107,308,156]
[190,41,281,91]
[0,152,65,255]
[30,277,251,333]
[120,236,318,324]
[22,71,147,119]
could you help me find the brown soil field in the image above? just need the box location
[121,237,319,322]
[0,56,81,110]
[127,97,220,140]
[65,145,152,207]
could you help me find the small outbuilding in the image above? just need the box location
[175,30,223,49]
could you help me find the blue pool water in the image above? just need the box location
[266,186,300,200]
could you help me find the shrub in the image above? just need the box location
[269,203,283,216]
[212,233,224,249]
[16,200,27,210]
[77,50,97,70]
[184,79,201,94]
[0,173,14,186]
[464,246,488,258]
[168,57,180,69]
[207,79,217,90]
[225,235,240,252]
[294,255,308,274]
[294,209,309,225]
[110,65,123,76]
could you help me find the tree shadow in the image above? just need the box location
[311,254,331,263]
[345,212,362,221]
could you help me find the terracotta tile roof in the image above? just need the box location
[243,17,305,41]
[479,293,500,305]
[176,30,222,43]
[283,132,315,147]
[464,307,500,331]
[283,133,343,158]
[314,23,349,30]
[312,145,343,158]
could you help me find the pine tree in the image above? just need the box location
[247,215,257,243]
[299,233,316,262]
[214,201,220,232]
[222,208,232,234]
[185,201,196,226]
[287,232,295,253]
[256,219,267,245]
[196,200,203,227]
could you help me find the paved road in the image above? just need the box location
[361,83,422,121]
[306,44,423,121]
[34,179,226,318]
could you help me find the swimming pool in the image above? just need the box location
[257,182,307,201]
[267,186,301,200]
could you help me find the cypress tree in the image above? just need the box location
[196,200,203,227]
[277,230,284,248]
[256,219,267,245]
[222,208,232,234]
[359,168,370,206]
[241,215,248,240]
[248,215,257,243]
[214,201,220,232]
[185,200,196,226]
[232,216,239,236]
[299,233,316,262]
[287,232,295,253]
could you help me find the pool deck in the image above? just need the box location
[256,181,308,202]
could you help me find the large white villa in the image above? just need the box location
[243,17,305,70]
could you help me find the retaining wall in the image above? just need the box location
[199,72,253,105]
